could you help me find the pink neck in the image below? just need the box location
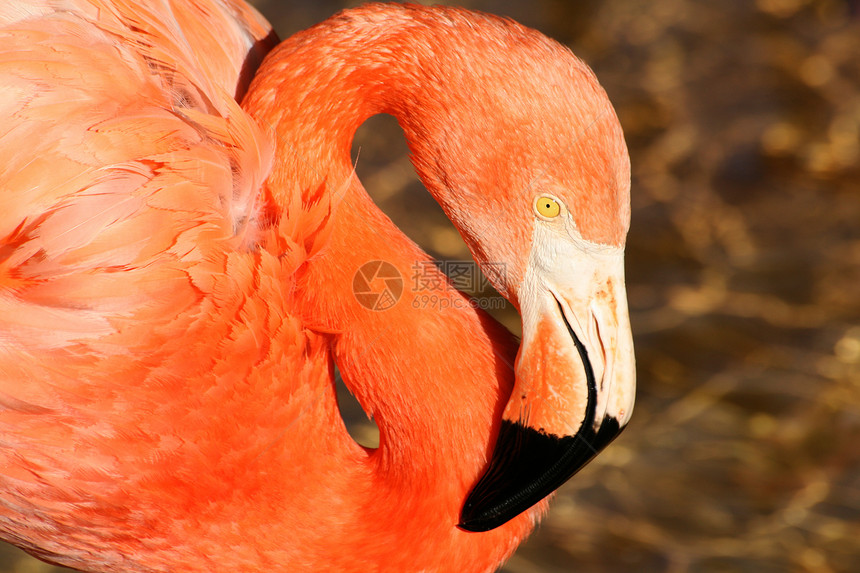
[241,4,535,559]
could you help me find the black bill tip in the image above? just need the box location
[458,297,625,533]
[458,415,622,532]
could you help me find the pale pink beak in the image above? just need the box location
[460,238,635,532]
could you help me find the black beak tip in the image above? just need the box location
[458,415,624,532]
[459,297,629,532]
[456,514,491,533]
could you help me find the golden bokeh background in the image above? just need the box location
[2,0,858,571]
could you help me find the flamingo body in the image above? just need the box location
[0,2,634,572]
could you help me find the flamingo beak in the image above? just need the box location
[459,239,635,532]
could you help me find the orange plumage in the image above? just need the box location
[0,2,635,571]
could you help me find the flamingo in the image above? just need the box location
[0,1,635,572]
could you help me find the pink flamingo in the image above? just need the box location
[0,1,634,571]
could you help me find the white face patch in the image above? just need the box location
[519,212,635,429]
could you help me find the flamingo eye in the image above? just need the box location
[535,196,561,219]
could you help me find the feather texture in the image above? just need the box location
[0,2,633,571]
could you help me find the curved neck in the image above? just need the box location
[243,5,546,298]
[242,3,524,523]
[245,7,455,200]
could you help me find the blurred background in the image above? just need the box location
[3,0,858,571]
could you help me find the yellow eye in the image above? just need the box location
[535,196,561,219]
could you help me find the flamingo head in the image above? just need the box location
[398,13,636,532]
